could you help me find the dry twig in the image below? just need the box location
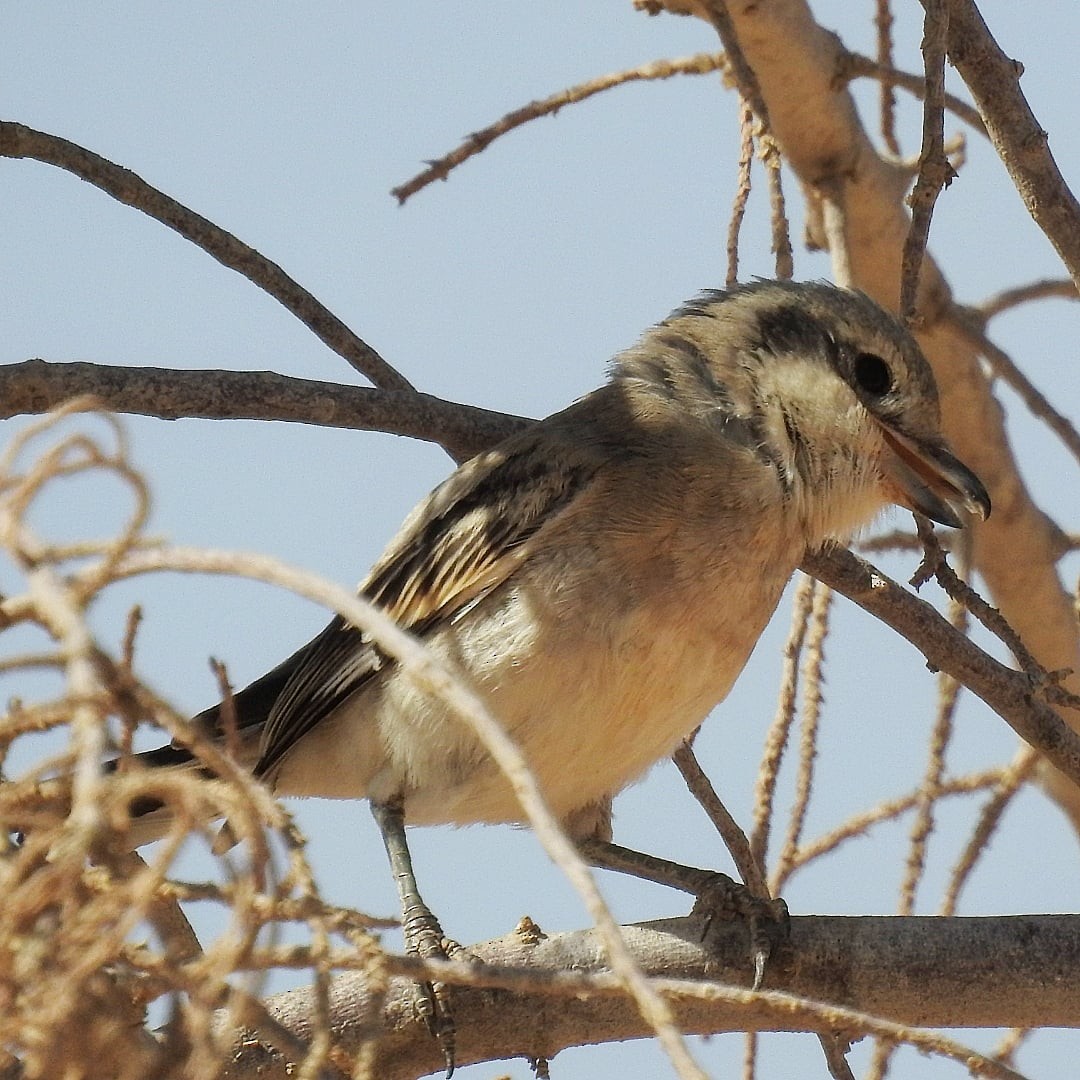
[391,53,727,204]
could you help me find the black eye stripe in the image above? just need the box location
[853,352,893,397]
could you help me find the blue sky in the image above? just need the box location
[4,4,1080,1077]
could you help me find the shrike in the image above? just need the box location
[128,279,989,1061]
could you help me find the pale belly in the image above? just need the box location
[381,565,789,828]
[273,533,799,828]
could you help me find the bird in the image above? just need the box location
[124,278,988,1063]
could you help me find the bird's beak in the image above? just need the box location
[878,424,991,528]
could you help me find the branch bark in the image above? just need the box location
[0,360,526,463]
[219,913,1080,1078]
[801,548,1080,788]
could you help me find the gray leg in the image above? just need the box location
[370,800,458,1076]
[577,837,790,990]
[577,838,720,894]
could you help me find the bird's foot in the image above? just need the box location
[692,873,791,990]
[402,902,471,1076]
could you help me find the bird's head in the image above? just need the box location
[616,279,990,544]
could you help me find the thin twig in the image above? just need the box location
[691,2,774,134]
[391,53,728,204]
[671,742,769,898]
[941,747,1038,915]
[762,131,794,280]
[800,546,1080,790]
[900,539,970,920]
[899,0,953,323]
[976,278,1079,321]
[726,98,755,287]
[946,306,1080,472]
[992,1028,1033,1069]
[788,767,1004,873]
[874,0,901,154]
[913,517,1080,706]
[773,582,832,893]
[837,51,987,137]
[752,574,816,869]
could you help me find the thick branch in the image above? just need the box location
[0,360,526,463]
[0,122,413,393]
[221,913,1080,1078]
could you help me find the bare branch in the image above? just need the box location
[837,51,987,136]
[912,519,1068,692]
[390,53,727,204]
[942,747,1038,915]
[763,131,794,280]
[0,122,413,393]
[936,0,1080,291]
[773,581,831,892]
[726,98,756,286]
[0,359,526,462]
[671,742,768,898]
[790,767,1006,871]
[223,912,1080,1078]
[800,547,1080,792]
[752,574,816,869]
[944,308,1080,518]
[976,278,1080,321]
[899,0,952,322]
[874,0,901,154]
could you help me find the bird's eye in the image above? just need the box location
[853,352,893,397]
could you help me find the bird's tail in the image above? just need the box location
[5,732,263,855]
[8,648,305,853]
[116,729,269,850]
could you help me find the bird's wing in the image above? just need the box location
[254,427,600,779]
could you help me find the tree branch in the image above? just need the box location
[801,547,1080,791]
[0,122,414,393]
[0,359,526,463]
[391,53,728,204]
[899,0,952,322]
[219,913,1080,1078]
[935,0,1080,292]
[837,50,987,136]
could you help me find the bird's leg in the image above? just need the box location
[370,799,462,1076]
[577,838,790,990]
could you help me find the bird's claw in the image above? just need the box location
[692,873,791,990]
[402,908,472,1077]
[409,976,456,1078]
